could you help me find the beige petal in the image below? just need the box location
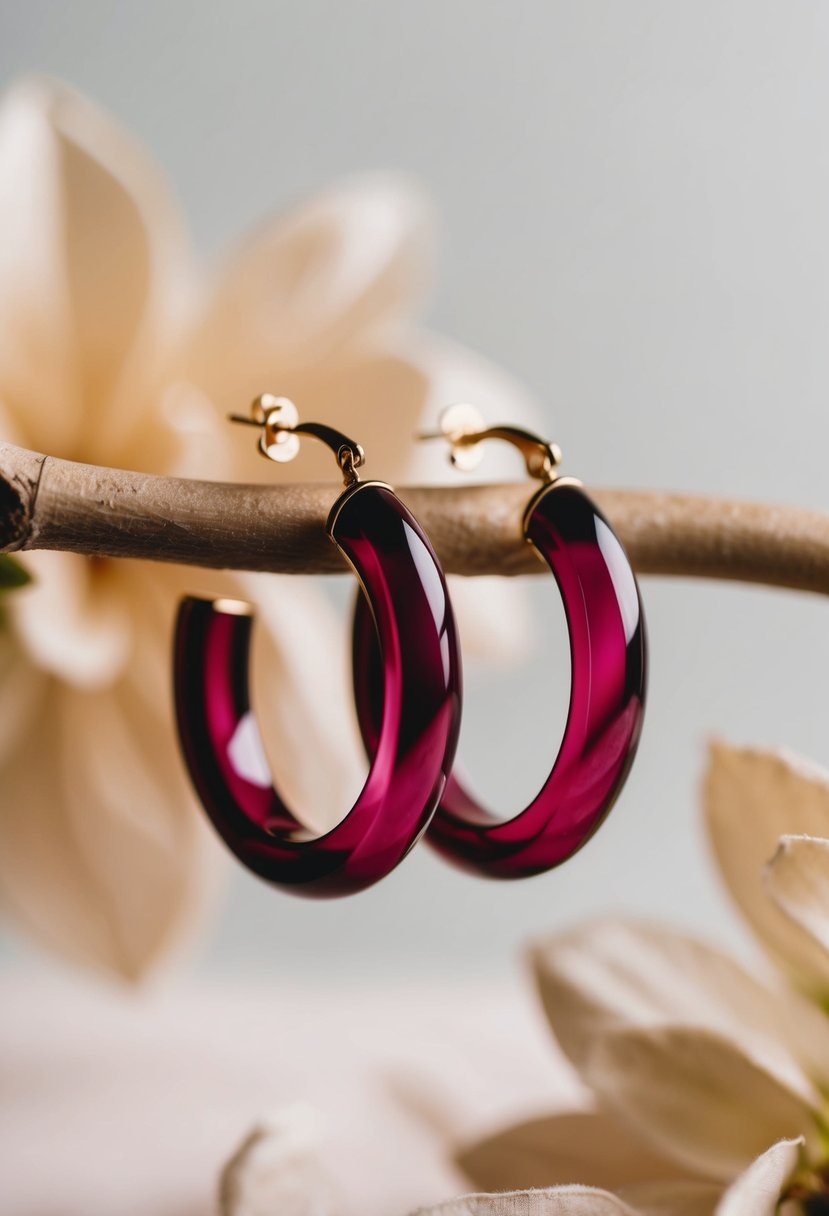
[411,1189,642,1216]
[237,570,365,835]
[620,1181,722,1216]
[457,1110,690,1194]
[585,1026,819,1182]
[447,573,538,666]
[219,1106,339,1216]
[187,173,433,404]
[0,393,27,446]
[704,740,829,995]
[154,377,243,480]
[765,835,829,958]
[0,78,76,453]
[135,556,366,837]
[715,1139,802,1216]
[0,569,222,981]
[0,629,47,768]
[531,918,829,1098]
[0,76,192,467]
[9,550,132,688]
[128,553,366,839]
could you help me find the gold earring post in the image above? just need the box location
[419,403,562,482]
[229,394,365,488]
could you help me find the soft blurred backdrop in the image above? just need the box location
[2,0,828,982]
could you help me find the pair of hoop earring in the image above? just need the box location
[173,396,647,898]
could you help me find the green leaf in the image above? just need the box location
[0,555,31,593]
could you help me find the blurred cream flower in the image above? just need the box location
[455,741,829,1214]
[0,76,534,981]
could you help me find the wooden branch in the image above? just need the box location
[1,442,829,595]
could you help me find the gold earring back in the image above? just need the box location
[229,394,366,488]
[418,403,562,483]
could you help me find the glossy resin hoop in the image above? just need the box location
[174,482,461,897]
[353,479,647,878]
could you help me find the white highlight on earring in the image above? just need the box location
[595,517,640,644]
[228,712,272,788]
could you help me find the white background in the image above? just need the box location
[2,1,828,979]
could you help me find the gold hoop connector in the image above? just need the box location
[229,394,365,488]
[419,403,562,483]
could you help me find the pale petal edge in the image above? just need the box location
[410,1186,643,1216]
[764,835,829,957]
[715,1138,803,1216]
[457,1109,690,1194]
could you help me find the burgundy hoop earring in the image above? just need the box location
[353,404,647,879]
[174,395,462,898]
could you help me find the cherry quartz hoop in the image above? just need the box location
[353,479,647,879]
[174,482,461,898]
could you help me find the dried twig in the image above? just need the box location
[1,442,828,594]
